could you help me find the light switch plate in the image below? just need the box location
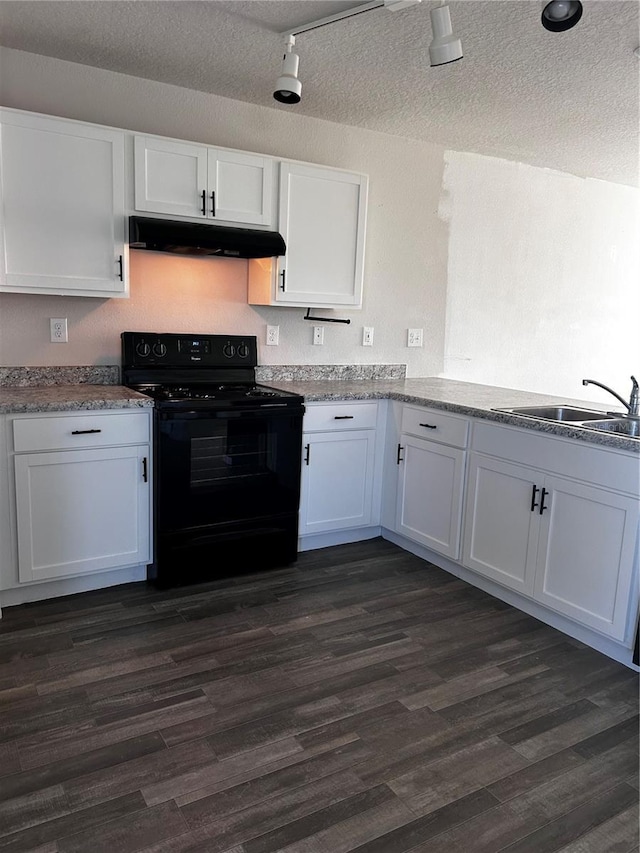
[362,327,374,346]
[313,326,324,346]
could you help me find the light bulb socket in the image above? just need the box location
[541,0,583,32]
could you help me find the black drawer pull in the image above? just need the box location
[116,255,124,281]
[334,415,354,420]
[211,191,216,217]
[142,456,148,483]
[71,429,102,435]
[419,423,437,429]
[397,444,404,464]
[279,270,286,291]
[201,190,206,216]
[539,487,549,515]
[304,443,310,465]
[530,484,539,512]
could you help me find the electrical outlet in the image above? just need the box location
[50,318,68,343]
[266,325,279,346]
[313,326,324,346]
[362,327,374,346]
[407,328,423,347]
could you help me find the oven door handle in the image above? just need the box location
[159,406,305,421]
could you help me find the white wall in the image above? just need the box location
[0,48,638,402]
[439,151,640,403]
[0,48,448,375]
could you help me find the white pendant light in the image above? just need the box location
[274,35,302,104]
[429,4,463,67]
[541,1,583,32]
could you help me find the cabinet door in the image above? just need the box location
[209,149,273,226]
[134,136,208,218]
[396,434,466,559]
[0,111,126,297]
[300,430,375,535]
[15,446,150,583]
[277,162,367,307]
[462,454,540,595]
[534,475,639,640]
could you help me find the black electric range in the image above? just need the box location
[121,332,304,588]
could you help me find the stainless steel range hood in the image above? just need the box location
[129,216,286,259]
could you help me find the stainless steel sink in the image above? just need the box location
[496,406,614,422]
[584,418,640,438]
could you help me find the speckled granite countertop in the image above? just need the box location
[0,376,637,453]
[264,377,640,454]
[0,385,154,414]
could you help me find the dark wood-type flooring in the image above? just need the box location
[0,538,638,853]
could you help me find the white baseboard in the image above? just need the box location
[381,528,639,671]
[0,564,147,611]
[298,526,382,552]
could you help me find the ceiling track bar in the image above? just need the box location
[304,308,351,324]
[281,1,385,38]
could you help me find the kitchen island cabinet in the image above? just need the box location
[0,109,127,298]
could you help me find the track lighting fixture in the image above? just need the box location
[428,3,463,67]
[541,0,583,32]
[273,35,302,104]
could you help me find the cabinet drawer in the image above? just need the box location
[13,411,150,452]
[401,406,469,448]
[304,402,378,432]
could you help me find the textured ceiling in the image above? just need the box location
[0,1,638,185]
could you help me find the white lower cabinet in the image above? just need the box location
[394,405,468,560]
[463,443,639,641]
[11,410,151,584]
[299,402,379,536]
[534,474,639,639]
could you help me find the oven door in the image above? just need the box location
[156,405,304,534]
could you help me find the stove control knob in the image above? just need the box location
[136,342,151,358]
[223,342,236,358]
[237,343,250,359]
[152,343,167,358]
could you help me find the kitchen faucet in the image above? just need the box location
[582,375,639,418]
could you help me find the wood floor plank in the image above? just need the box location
[0,539,635,853]
[497,783,638,853]
[555,802,639,853]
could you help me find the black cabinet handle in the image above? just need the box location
[201,190,206,216]
[117,255,124,281]
[304,443,310,465]
[279,270,286,291]
[419,423,437,430]
[397,444,404,464]
[530,484,539,512]
[71,429,102,435]
[334,415,354,420]
[211,191,216,217]
[539,487,549,515]
[142,457,148,483]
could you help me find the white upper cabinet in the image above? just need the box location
[0,109,127,298]
[248,161,368,309]
[134,135,274,227]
